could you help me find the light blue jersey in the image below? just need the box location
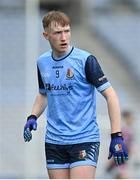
[37,47,111,144]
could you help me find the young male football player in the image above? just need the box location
[23,10,128,179]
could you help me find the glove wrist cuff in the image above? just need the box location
[27,114,37,121]
[111,132,123,139]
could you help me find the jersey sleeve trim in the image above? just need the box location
[97,82,111,92]
[39,88,46,95]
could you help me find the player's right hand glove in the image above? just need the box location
[23,115,37,142]
[108,132,128,165]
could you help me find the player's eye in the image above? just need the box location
[65,29,70,33]
[55,31,61,34]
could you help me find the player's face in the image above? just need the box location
[43,22,71,58]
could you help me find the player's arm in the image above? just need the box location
[30,63,47,119]
[85,55,128,165]
[23,93,47,142]
[23,64,47,142]
[102,87,128,165]
[101,86,121,133]
[31,93,47,118]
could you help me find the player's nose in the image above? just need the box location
[60,32,66,41]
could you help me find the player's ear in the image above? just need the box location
[43,32,49,40]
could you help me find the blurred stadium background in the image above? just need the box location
[0,0,140,178]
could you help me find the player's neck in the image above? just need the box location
[52,45,72,60]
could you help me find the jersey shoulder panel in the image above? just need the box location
[73,47,91,61]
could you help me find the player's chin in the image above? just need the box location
[58,48,67,54]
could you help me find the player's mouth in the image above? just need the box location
[60,43,68,48]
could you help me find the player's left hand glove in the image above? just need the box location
[108,132,128,165]
[23,115,37,142]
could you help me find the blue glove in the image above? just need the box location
[23,115,37,142]
[108,132,128,165]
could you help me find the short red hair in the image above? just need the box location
[42,10,70,31]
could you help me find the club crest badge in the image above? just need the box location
[79,150,87,159]
[66,68,74,79]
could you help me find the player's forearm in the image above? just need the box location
[107,94,121,133]
[102,87,121,133]
[31,93,47,118]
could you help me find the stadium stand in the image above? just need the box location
[88,0,140,86]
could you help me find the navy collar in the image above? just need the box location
[52,47,74,61]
